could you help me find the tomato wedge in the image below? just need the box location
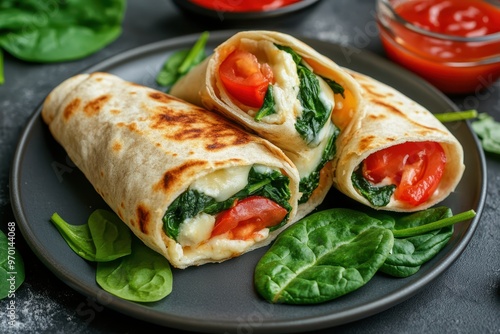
[211,196,288,240]
[362,141,446,206]
[219,50,273,108]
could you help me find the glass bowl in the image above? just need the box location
[376,0,500,94]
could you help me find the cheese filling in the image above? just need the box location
[290,122,335,179]
[177,165,278,248]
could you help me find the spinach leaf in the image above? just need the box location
[254,85,276,121]
[156,31,209,88]
[298,126,339,204]
[0,0,126,85]
[433,110,477,123]
[163,189,217,240]
[0,0,125,62]
[471,113,500,155]
[351,170,396,207]
[163,166,292,241]
[275,45,333,146]
[96,237,172,302]
[323,77,345,98]
[255,209,394,304]
[51,210,132,262]
[0,228,25,300]
[379,207,454,277]
[155,49,190,87]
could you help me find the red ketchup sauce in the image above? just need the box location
[379,0,500,94]
[189,0,301,12]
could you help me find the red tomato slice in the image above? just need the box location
[211,196,288,240]
[362,142,446,206]
[219,50,273,108]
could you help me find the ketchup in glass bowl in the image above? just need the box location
[376,0,500,94]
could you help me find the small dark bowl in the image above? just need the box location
[172,0,321,21]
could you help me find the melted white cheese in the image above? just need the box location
[189,165,252,202]
[177,212,215,247]
[177,165,258,248]
[292,123,335,178]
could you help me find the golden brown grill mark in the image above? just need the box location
[63,98,81,121]
[112,140,122,152]
[148,91,184,104]
[358,135,375,151]
[84,94,111,116]
[137,204,150,234]
[153,161,208,194]
[151,106,253,151]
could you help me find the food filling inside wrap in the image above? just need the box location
[351,141,447,208]
[163,164,293,248]
[217,38,345,203]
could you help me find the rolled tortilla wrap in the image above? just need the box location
[170,30,364,219]
[41,72,300,269]
[332,70,465,212]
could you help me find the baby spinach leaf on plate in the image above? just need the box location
[96,237,173,302]
[255,208,394,304]
[379,207,454,277]
[433,110,477,123]
[51,209,132,262]
[471,113,500,155]
[0,229,25,299]
[156,31,209,88]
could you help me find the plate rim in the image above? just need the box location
[9,30,488,333]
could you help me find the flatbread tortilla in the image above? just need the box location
[42,72,300,268]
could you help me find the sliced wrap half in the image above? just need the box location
[42,72,300,269]
[170,30,364,219]
[332,70,465,212]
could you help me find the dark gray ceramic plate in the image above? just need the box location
[10,30,486,333]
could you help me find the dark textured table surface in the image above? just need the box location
[1,1,499,333]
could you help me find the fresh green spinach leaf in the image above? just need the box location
[255,208,394,304]
[156,31,209,88]
[163,166,292,241]
[351,170,396,207]
[379,207,454,277]
[51,209,132,262]
[471,113,500,155]
[391,209,475,238]
[275,44,333,146]
[96,237,172,302]
[155,49,190,87]
[254,85,276,121]
[433,110,477,123]
[0,228,25,300]
[0,0,126,84]
[0,0,125,62]
[323,77,345,98]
